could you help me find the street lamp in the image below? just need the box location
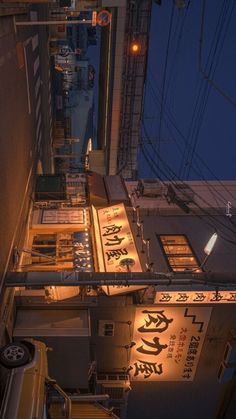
[204,232,218,256]
[200,232,218,269]
[130,41,141,54]
[187,232,218,272]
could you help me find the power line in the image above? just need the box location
[199,0,236,108]
[140,129,236,246]
[182,0,231,179]
[186,0,235,178]
[140,139,236,247]
[143,68,236,202]
[156,2,175,160]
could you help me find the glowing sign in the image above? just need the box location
[95,203,144,295]
[129,306,211,381]
[155,290,236,304]
[97,203,142,273]
[92,11,97,27]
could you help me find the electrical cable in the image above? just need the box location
[199,0,236,108]
[140,126,236,245]
[186,0,235,179]
[144,69,236,202]
[156,1,175,161]
[140,139,236,247]
[182,0,231,179]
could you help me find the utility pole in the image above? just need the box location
[5,271,236,288]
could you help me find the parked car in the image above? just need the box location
[0,339,71,419]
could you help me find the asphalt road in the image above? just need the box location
[0,7,53,292]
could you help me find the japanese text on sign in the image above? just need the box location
[97,203,142,272]
[129,306,211,381]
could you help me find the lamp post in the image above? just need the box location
[199,233,218,270]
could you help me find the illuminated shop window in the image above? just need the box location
[32,234,56,264]
[157,234,201,272]
[31,232,94,271]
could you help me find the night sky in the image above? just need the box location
[138,0,236,181]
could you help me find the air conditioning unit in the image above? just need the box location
[101,384,128,401]
[166,183,195,204]
[138,178,165,197]
[97,374,131,401]
[98,320,115,337]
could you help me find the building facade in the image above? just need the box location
[7,174,236,418]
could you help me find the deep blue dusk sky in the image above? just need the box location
[138,0,236,181]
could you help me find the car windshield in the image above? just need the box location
[44,381,71,419]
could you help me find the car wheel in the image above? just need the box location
[0,342,30,368]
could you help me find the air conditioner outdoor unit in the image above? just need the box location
[138,178,165,197]
[166,183,195,204]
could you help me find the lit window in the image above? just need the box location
[157,234,201,272]
[32,234,57,264]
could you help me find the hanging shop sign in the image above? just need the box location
[97,203,142,272]
[42,209,85,224]
[95,203,145,295]
[155,289,236,304]
[129,306,211,381]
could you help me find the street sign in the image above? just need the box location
[92,11,97,26]
[97,10,111,27]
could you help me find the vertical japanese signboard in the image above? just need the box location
[129,306,211,381]
[96,203,144,295]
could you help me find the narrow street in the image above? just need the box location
[0,6,53,291]
[0,4,53,402]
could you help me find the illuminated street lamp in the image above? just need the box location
[182,233,218,273]
[130,41,141,54]
[204,232,218,256]
[198,232,218,269]
[191,233,218,272]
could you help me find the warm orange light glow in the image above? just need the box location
[97,203,142,273]
[131,42,140,53]
[129,307,212,381]
[95,204,145,295]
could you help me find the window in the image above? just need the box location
[32,234,57,264]
[157,234,201,272]
[29,232,94,271]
